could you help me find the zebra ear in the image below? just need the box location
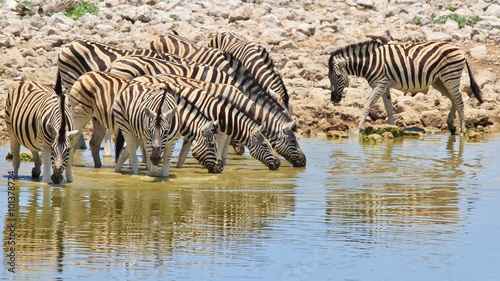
[282,120,296,132]
[334,58,347,75]
[144,108,157,119]
[67,130,79,139]
[162,107,177,120]
[48,124,57,136]
[252,126,265,142]
[201,120,213,134]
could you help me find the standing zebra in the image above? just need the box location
[57,38,162,151]
[5,79,78,184]
[209,31,291,114]
[133,77,282,170]
[328,39,483,135]
[69,71,180,177]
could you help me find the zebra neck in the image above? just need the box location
[345,55,372,79]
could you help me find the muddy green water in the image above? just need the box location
[1,134,500,281]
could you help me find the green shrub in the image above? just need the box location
[432,13,482,28]
[64,1,99,20]
[6,152,35,162]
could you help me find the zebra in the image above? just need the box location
[148,33,234,75]
[5,78,78,184]
[134,73,305,168]
[57,38,162,151]
[133,76,282,170]
[69,71,182,177]
[328,39,483,136]
[107,53,306,167]
[209,31,291,114]
[113,84,223,174]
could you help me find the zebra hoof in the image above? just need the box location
[31,168,41,179]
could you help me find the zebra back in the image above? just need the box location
[148,33,234,75]
[209,32,291,114]
[106,55,235,85]
[57,38,161,94]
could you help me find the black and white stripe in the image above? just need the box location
[328,39,483,135]
[69,71,181,176]
[133,76,282,170]
[209,31,291,114]
[148,33,234,75]
[5,77,77,184]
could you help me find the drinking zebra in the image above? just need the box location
[209,31,291,114]
[5,78,78,184]
[57,38,162,151]
[106,54,306,167]
[328,39,483,135]
[69,71,182,177]
[134,73,305,168]
[133,76,282,170]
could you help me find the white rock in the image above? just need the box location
[468,45,488,61]
[296,23,316,37]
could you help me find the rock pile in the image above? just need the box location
[1,0,499,140]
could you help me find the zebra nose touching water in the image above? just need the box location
[328,39,483,136]
[5,79,78,184]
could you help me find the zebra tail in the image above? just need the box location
[466,60,483,104]
[115,129,125,163]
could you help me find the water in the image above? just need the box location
[1,134,500,281]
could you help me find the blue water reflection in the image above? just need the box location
[1,135,500,281]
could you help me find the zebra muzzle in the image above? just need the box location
[51,170,64,184]
[150,148,162,166]
[268,157,281,170]
[208,159,224,174]
[330,91,342,103]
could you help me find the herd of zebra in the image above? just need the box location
[5,31,483,185]
[5,32,306,184]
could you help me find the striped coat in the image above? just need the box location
[5,81,77,184]
[328,39,483,135]
[69,71,180,176]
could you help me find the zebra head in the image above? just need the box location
[328,56,349,103]
[48,94,78,184]
[246,122,281,170]
[145,88,178,166]
[191,120,223,174]
[269,120,307,167]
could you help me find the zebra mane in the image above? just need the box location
[329,39,385,62]
[57,91,68,142]
[223,52,288,113]
[157,85,170,118]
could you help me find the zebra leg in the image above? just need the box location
[381,89,395,125]
[356,83,388,133]
[141,142,147,164]
[66,147,74,182]
[89,120,107,168]
[9,137,21,179]
[215,132,229,165]
[41,145,51,184]
[103,131,112,157]
[160,141,176,177]
[176,137,192,168]
[114,145,130,173]
[31,151,42,179]
[122,134,141,174]
[432,80,462,135]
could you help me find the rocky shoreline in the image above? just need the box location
[1,0,499,142]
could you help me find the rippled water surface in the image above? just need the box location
[1,134,500,281]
